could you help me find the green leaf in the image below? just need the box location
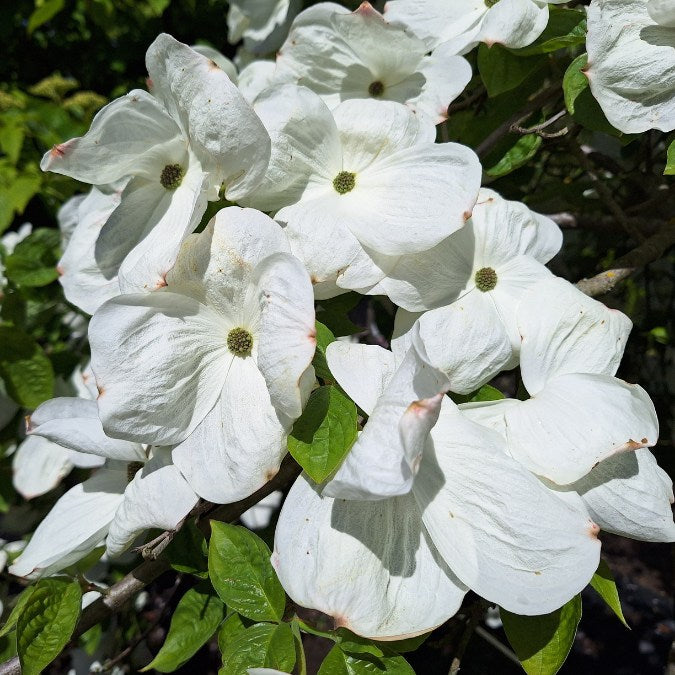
[217,613,248,653]
[288,385,358,483]
[219,622,296,675]
[27,0,66,34]
[0,325,54,408]
[0,586,37,638]
[313,320,336,382]
[208,522,286,622]
[0,171,42,234]
[316,293,362,336]
[451,384,505,405]
[165,520,209,578]
[511,8,586,55]
[563,54,621,136]
[665,139,675,176]
[141,583,225,672]
[0,118,26,165]
[590,559,629,628]
[318,645,415,674]
[478,43,543,97]
[16,578,82,675]
[336,629,385,658]
[501,595,582,675]
[486,133,542,177]
[5,228,61,287]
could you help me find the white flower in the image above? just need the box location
[244,85,481,298]
[89,207,316,504]
[373,189,562,373]
[585,0,675,133]
[10,398,197,578]
[384,0,567,53]
[0,223,32,293]
[41,33,271,293]
[240,491,283,529]
[56,184,125,315]
[272,341,600,639]
[12,365,104,500]
[228,0,301,54]
[461,277,659,485]
[273,2,472,123]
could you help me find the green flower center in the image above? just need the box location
[474,267,498,292]
[160,163,184,190]
[484,0,500,6]
[227,327,253,356]
[368,80,384,97]
[127,461,144,483]
[333,171,356,195]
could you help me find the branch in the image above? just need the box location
[0,455,302,675]
[576,219,675,296]
[546,212,661,236]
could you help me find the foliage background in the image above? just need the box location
[0,0,672,673]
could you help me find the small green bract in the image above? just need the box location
[160,163,184,190]
[474,267,498,291]
[227,327,253,356]
[333,170,356,194]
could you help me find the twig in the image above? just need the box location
[568,141,645,243]
[447,88,485,115]
[546,212,661,236]
[0,456,302,675]
[474,626,520,665]
[448,601,484,675]
[511,109,568,138]
[475,83,561,159]
[576,219,675,296]
[96,574,182,672]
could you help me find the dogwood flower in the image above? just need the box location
[10,399,197,578]
[12,365,103,499]
[272,341,601,638]
[89,207,316,504]
[274,2,472,123]
[460,277,659,485]
[585,0,675,133]
[57,184,125,315]
[384,0,567,53]
[228,0,301,54]
[244,85,481,298]
[0,222,32,294]
[372,189,562,371]
[41,33,271,293]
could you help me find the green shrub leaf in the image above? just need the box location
[219,622,295,675]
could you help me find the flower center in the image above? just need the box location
[333,171,356,195]
[474,267,498,292]
[484,0,500,6]
[160,163,184,190]
[368,80,384,97]
[227,327,253,356]
[127,461,144,482]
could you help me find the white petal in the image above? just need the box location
[503,373,659,485]
[647,0,675,27]
[90,293,229,445]
[167,206,290,315]
[172,357,288,504]
[415,295,512,394]
[99,163,208,294]
[254,252,316,420]
[28,398,146,462]
[40,90,180,184]
[561,449,675,542]
[12,436,74,500]
[58,184,125,315]
[9,468,126,578]
[479,0,549,49]
[106,448,198,556]
[415,405,601,615]
[238,60,277,102]
[272,474,467,639]
[325,342,396,416]
[324,337,449,500]
[518,277,632,395]
[190,44,238,82]
[244,84,341,211]
[240,490,284,529]
[586,0,675,133]
[145,34,271,198]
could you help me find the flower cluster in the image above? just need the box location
[9,0,674,650]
